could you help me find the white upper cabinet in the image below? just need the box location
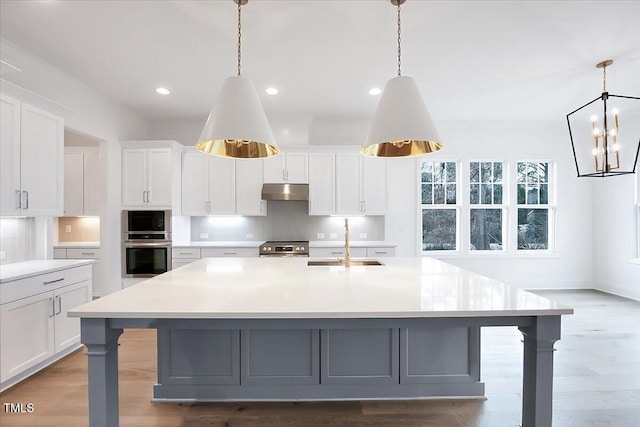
[263,152,308,183]
[335,153,386,216]
[64,148,101,216]
[121,141,181,210]
[181,149,265,216]
[308,153,335,216]
[236,159,266,216]
[1,95,63,217]
[209,157,236,215]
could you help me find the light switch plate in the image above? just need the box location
[329,233,337,239]
[200,233,208,239]
[359,233,367,239]
[65,225,72,233]
[317,233,325,239]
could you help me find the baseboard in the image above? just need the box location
[594,283,640,302]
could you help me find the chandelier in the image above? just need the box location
[567,60,640,177]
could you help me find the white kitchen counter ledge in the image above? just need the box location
[0,259,95,283]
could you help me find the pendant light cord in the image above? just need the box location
[397,3,402,76]
[237,0,242,77]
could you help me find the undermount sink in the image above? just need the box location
[307,259,384,267]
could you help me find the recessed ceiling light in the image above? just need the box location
[266,87,279,95]
[369,87,382,96]
[156,87,170,95]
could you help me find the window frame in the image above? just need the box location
[419,160,461,254]
[515,160,556,253]
[468,160,508,253]
[635,172,640,261]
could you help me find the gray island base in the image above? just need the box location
[72,257,572,427]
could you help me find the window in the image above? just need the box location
[469,161,505,251]
[517,161,553,250]
[421,161,458,251]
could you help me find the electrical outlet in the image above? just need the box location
[65,225,72,233]
[200,233,208,239]
[329,233,337,239]
[317,233,325,239]
[359,233,367,239]
[246,233,254,239]
[0,251,6,260]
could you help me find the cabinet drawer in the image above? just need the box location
[172,248,201,259]
[309,247,366,258]
[171,259,198,269]
[1,265,92,305]
[66,248,101,259]
[366,247,396,257]
[200,248,258,258]
[53,248,67,259]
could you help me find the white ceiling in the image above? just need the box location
[1,0,639,124]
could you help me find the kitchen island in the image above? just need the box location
[69,257,572,427]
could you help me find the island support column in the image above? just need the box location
[518,315,561,427]
[81,318,123,427]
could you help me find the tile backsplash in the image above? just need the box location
[0,218,35,264]
[191,201,384,242]
[57,217,100,242]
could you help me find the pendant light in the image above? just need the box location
[361,0,442,158]
[566,60,640,177]
[196,0,279,159]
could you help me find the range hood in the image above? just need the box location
[261,183,309,201]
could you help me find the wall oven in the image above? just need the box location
[122,210,172,278]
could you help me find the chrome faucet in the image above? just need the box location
[341,218,351,268]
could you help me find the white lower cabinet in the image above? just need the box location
[309,246,396,258]
[201,248,259,258]
[0,265,92,388]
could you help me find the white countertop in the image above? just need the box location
[1,259,96,283]
[174,241,265,248]
[309,241,396,248]
[68,257,572,319]
[54,242,100,248]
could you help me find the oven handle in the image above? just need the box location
[123,242,172,248]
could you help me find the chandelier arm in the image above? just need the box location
[566,95,602,117]
[607,94,640,100]
[566,117,582,177]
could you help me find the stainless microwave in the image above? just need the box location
[122,210,171,240]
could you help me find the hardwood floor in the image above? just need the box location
[1,290,639,426]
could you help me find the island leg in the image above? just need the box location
[518,315,561,427]
[81,318,123,427]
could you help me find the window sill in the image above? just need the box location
[423,252,561,260]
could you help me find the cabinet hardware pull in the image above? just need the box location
[56,296,62,315]
[81,252,95,256]
[223,252,236,255]
[23,190,29,209]
[49,297,55,318]
[331,251,343,255]
[44,277,64,285]
[179,252,192,255]
[15,190,21,209]
[374,251,386,254]
[282,168,286,181]
[146,190,150,203]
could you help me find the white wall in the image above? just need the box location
[593,175,640,300]
[1,38,148,296]
[385,121,596,290]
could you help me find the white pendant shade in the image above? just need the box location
[196,76,279,159]
[362,76,442,157]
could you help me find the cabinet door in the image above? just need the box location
[83,152,102,216]
[362,157,386,215]
[122,148,148,207]
[54,280,91,353]
[0,292,55,382]
[0,95,21,216]
[147,148,172,207]
[335,153,362,215]
[308,153,335,215]
[236,159,266,216]
[64,153,84,216]
[263,155,286,183]
[209,157,236,215]
[20,103,64,216]
[284,153,308,183]
[181,153,209,216]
